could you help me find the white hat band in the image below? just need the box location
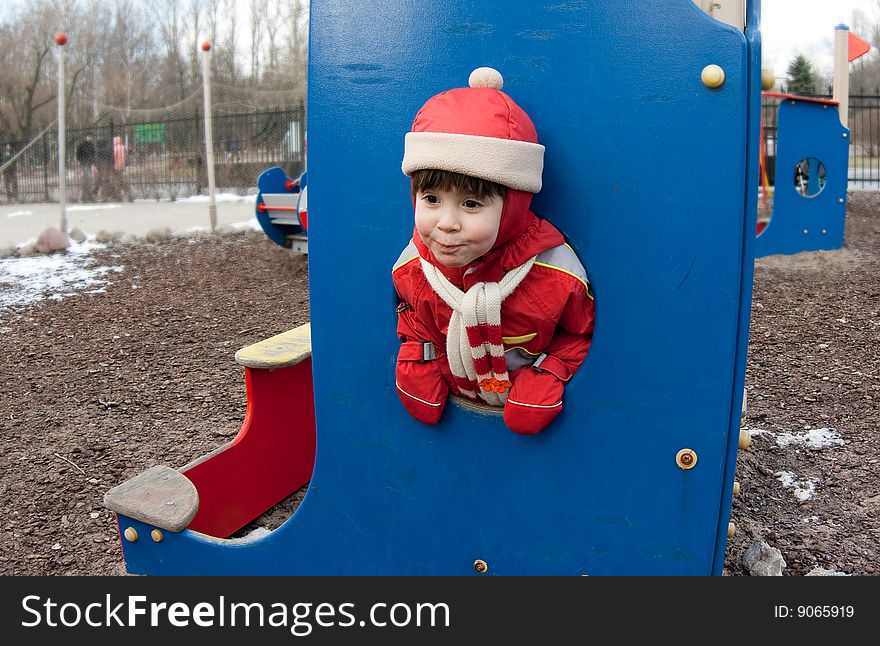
[402,132,544,193]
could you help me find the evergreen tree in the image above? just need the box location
[786,55,818,96]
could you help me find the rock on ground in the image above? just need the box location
[742,540,787,576]
[145,227,171,243]
[35,227,69,254]
[95,230,123,243]
[69,227,87,243]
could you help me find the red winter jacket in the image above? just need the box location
[392,201,594,433]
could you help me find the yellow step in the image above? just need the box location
[234,323,312,370]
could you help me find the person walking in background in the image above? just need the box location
[1,144,19,203]
[1,144,18,202]
[94,137,116,201]
[226,138,240,163]
[75,135,96,202]
[113,135,133,202]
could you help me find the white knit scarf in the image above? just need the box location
[420,256,536,406]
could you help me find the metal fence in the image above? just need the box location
[7,95,878,204]
[762,95,880,190]
[0,104,306,204]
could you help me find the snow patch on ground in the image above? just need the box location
[744,427,844,450]
[133,192,255,205]
[6,210,32,218]
[775,428,844,450]
[230,218,263,231]
[182,218,261,234]
[775,471,819,502]
[0,239,122,309]
[66,204,123,212]
[178,193,255,204]
[134,189,257,204]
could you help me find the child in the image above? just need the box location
[392,67,595,434]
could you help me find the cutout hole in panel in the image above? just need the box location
[793,158,826,198]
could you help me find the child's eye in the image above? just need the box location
[422,194,439,204]
[463,199,482,209]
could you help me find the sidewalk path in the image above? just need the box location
[0,193,258,247]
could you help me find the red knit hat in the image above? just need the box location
[402,67,544,193]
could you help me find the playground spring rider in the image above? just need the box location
[255,166,308,253]
[755,25,870,257]
[105,0,760,575]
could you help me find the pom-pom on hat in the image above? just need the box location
[402,67,544,193]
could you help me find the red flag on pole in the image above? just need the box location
[848,32,870,62]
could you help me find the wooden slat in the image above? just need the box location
[234,323,311,369]
[103,465,199,532]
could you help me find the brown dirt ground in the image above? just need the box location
[727,192,880,576]
[0,194,878,576]
[0,231,309,575]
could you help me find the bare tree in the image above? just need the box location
[0,0,62,139]
[0,0,308,141]
[281,0,308,91]
[148,0,190,102]
[67,0,107,128]
[100,0,157,123]
[218,0,240,85]
[250,0,268,82]
[188,0,205,92]
[263,0,284,78]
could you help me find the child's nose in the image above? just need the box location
[436,205,461,231]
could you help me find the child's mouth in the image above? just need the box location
[435,242,463,253]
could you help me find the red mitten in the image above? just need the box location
[395,341,448,425]
[504,356,569,434]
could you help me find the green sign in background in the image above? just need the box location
[135,123,166,144]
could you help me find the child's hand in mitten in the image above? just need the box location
[504,356,569,434]
[395,341,448,425]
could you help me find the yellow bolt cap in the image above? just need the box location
[123,527,138,542]
[738,430,751,450]
[701,64,725,88]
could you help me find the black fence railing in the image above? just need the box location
[762,94,880,190]
[0,104,306,204]
[6,96,878,204]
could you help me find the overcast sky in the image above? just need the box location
[762,0,877,80]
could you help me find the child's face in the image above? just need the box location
[414,187,504,267]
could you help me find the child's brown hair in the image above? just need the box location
[411,169,508,201]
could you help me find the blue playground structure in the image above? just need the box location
[105,0,761,575]
[255,166,308,253]
[755,94,850,257]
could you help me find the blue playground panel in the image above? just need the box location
[116,0,761,575]
[256,166,305,247]
[756,98,849,257]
